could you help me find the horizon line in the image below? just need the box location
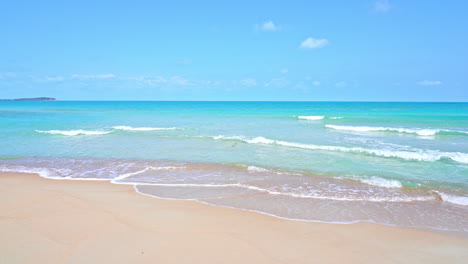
[2,100,467,103]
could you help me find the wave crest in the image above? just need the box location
[358,177,403,188]
[113,126,179,131]
[325,125,468,136]
[36,130,112,136]
[297,115,325,120]
[212,135,468,164]
[436,192,468,206]
[247,166,270,172]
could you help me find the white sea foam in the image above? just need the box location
[212,135,468,164]
[245,137,276,144]
[0,165,109,181]
[147,166,187,170]
[2,157,466,233]
[325,125,467,136]
[0,164,450,203]
[358,177,403,188]
[246,165,302,176]
[446,153,468,164]
[132,182,434,202]
[112,166,187,182]
[212,135,246,141]
[36,130,112,136]
[112,168,150,181]
[436,192,468,206]
[247,166,270,172]
[0,166,52,178]
[297,115,325,120]
[113,126,179,131]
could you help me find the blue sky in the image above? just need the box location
[0,0,467,101]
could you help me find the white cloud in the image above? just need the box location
[124,76,146,81]
[256,21,280,32]
[312,81,321,86]
[169,76,190,86]
[265,77,288,87]
[97,74,116,79]
[83,74,184,86]
[71,74,116,80]
[142,76,167,86]
[200,80,222,86]
[418,80,442,86]
[0,72,16,79]
[280,68,288,74]
[374,0,392,12]
[300,37,329,49]
[335,81,347,88]
[128,75,191,86]
[42,76,65,82]
[240,78,257,87]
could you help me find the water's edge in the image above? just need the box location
[1,157,466,237]
[2,171,466,240]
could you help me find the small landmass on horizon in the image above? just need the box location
[0,97,57,101]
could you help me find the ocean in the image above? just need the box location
[0,101,467,234]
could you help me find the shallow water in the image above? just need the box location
[0,101,467,233]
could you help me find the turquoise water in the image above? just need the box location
[1,101,467,233]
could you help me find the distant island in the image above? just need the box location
[0,97,57,101]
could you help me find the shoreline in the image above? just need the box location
[133,184,467,237]
[2,156,467,234]
[1,172,467,263]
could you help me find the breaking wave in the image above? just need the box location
[247,166,270,172]
[358,176,403,188]
[297,115,325,120]
[325,125,468,136]
[36,126,181,135]
[112,126,180,131]
[35,130,112,136]
[435,192,468,206]
[212,135,468,164]
[297,116,344,120]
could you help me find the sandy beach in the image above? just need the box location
[1,172,467,264]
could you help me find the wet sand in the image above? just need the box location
[1,172,467,264]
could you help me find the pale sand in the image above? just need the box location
[1,173,467,264]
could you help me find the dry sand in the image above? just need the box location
[1,172,467,264]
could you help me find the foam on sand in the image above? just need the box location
[111,166,187,182]
[2,173,466,263]
[0,163,436,203]
[131,182,434,202]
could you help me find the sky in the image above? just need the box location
[0,0,467,101]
